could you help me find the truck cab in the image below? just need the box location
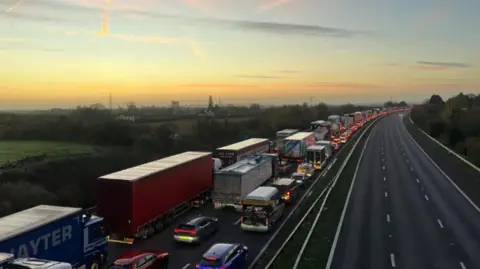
[0,253,72,269]
[82,214,108,268]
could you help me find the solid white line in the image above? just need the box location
[416,178,420,183]
[424,195,429,201]
[182,263,190,269]
[385,192,388,197]
[386,214,391,222]
[402,117,480,214]
[408,116,480,173]
[233,218,241,225]
[437,219,444,228]
[460,262,467,269]
[390,254,396,267]
[325,118,380,269]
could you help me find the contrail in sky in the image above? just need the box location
[100,0,110,35]
[4,0,25,13]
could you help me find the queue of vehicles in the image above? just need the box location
[0,107,407,269]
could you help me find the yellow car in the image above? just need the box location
[297,163,314,178]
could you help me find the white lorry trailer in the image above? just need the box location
[213,155,273,211]
[281,132,316,163]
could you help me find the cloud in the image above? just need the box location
[257,0,294,13]
[236,75,282,79]
[416,61,473,68]
[125,10,371,38]
[276,70,302,73]
[0,47,66,52]
[177,84,259,88]
[0,37,26,42]
[2,10,66,22]
[212,19,370,38]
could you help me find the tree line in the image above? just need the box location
[410,93,480,165]
[0,102,399,217]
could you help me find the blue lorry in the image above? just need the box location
[0,205,108,269]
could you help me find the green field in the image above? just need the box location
[0,141,98,165]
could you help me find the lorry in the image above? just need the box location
[342,114,354,129]
[306,145,327,170]
[275,129,299,152]
[97,151,213,244]
[354,111,364,126]
[315,140,334,158]
[312,126,329,141]
[0,205,108,269]
[213,155,273,211]
[0,253,72,269]
[216,138,270,167]
[281,132,316,163]
[310,120,327,130]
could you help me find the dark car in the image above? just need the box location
[196,243,248,269]
[173,216,218,244]
[110,250,169,269]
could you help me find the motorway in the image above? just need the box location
[107,165,313,269]
[330,113,480,269]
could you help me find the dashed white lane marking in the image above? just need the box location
[386,214,391,222]
[382,158,385,162]
[385,192,388,198]
[437,219,444,228]
[390,254,396,267]
[384,176,386,181]
[182,263,190,269]
[460,262,467,269]
[410,166,413,171]
[416,178,420,183]
[233,218,241,225]
[424,195,429,201]
[383,166,386,170]
[406,159,409,163]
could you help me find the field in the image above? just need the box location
[143,116,254,134]
[0,141,99,165]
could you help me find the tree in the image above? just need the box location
[428,94,444,106]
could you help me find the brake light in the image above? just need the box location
[205,257,217,261]
[266,217,269,226]
[174,229,197,235]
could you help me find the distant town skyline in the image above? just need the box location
[1,0,478,109]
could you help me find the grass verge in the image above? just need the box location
[0,141,100,165]
[250,120,376,269]
[297,120,375,268]
[403,115,480,207]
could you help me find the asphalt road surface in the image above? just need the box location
[330,113,480,269]
[107,165,319,269]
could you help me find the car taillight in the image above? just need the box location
[174,229,196,235]
[266,217,269,226]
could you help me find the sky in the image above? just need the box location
[0,0,479,109]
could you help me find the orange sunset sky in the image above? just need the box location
[1,0,479,109]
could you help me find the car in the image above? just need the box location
[296,163,314,177]
[110,250,169,269]
[196,243,248,269]
[173,216,219,244]
[291,172,307,185]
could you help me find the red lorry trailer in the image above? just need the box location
[97,151,213,244]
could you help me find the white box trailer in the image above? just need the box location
[213,155,273,211]
[281,132,316,163]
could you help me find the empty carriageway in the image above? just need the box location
[327,113,480,269]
